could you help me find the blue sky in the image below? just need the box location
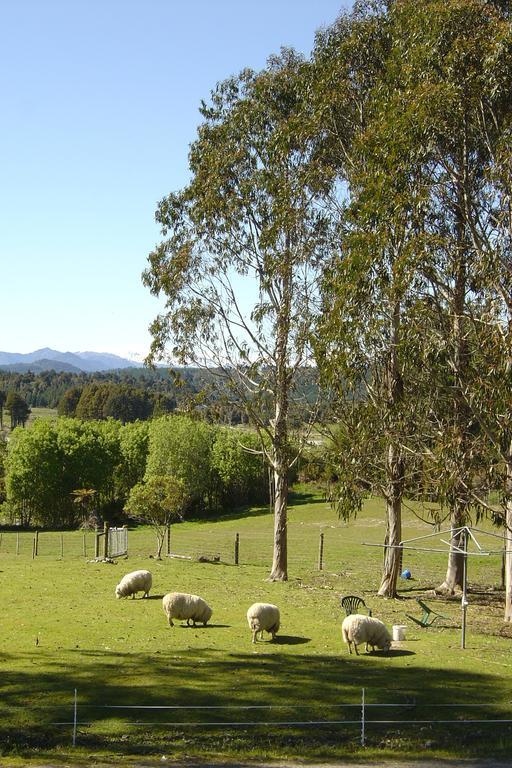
[1,0,348,360]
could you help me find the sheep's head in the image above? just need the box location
[115,585,123,598]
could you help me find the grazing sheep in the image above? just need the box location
[341,614,391,655]
[162,592,212,627]
[247,602,280,643]
[115,569,152,599]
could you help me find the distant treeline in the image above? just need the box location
[0,367,322,425]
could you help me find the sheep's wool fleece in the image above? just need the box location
[115,569,152,598]
[341,614,391,649]
[162,592,212,625]
[246,602,280,633]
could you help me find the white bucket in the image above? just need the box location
[392,624,407,642]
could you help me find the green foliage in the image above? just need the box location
[5,419,121,527]
[210,427,268,509]
[57,386,82,416]
[145,415,215,512]
[115,420,150,500]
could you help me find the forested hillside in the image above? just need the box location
[0,366,321,424]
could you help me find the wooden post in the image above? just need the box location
[167,524,171,556]
[0,532,2,550]
[35,530,39,556]
[318,531,324,571]
[60,533,64,558]
[16,532,19,555]
[234,533,240,565]
[95,532,100,559]
[83,533,87,558]
[32,537,36,559]
[103,521,109,560]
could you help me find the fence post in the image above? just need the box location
[103,521,109,560]
[361,687,366,747]
[234,533,240,565]
[35,530,39,556]
[60,533,64,558]
[318,532,324,571]
[167,524,171,556]
[32,537,36,559]
[83,533,87,558]
[0,532,2,550]
[95,530,100,559]
[72,688,77,747]
[16,532,19,555]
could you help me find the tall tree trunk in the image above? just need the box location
[436,503,465,594]
[504,444,512,621]
[378,442,403,597]
[270,460,288,581]
[378,299,404,598]
[437,161,469,594]
[268,256,291,582]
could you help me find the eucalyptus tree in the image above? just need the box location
[143,51,331,580]
[387,0,512,593]
[312,1,430,598]
[438,5,512,614]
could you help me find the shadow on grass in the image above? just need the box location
[172,623,231,629]
[1,646,512,759]
[272,635,310,645]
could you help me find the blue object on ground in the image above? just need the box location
[401,568,412,579]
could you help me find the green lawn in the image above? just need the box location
[1,490,511,764]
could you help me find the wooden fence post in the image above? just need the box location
[95,530,100,559]
[234,533,240,565]
[167,524,171,556]
[83,533,87,558]
[60,533,64,558]
[35,530,39,556]
[318,531,324,571]
[103,521,109,560]
[32,537,36,559]
[16,532,19,555]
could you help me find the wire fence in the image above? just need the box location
[4,688,511,750]
[0,525,366,572]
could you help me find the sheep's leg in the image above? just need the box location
[168,617,174,627]
[354,643,360,656]
[252,630,257,643]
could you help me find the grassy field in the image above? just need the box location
[1,407,58,438]
[1,489,512,764]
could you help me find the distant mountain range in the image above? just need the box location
[0,348,144,374]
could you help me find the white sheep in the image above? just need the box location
[341,614,391,655]
[247,602,280,643]
[162,592,212,627]
[115,569,152,599]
